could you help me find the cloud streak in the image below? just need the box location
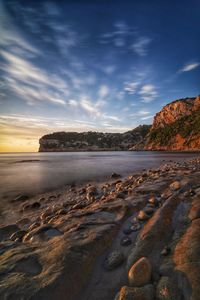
[179,62,200,73]
[131,37,152,56]
[139,84,158,103]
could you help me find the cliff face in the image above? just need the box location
[144,95,200,151]
[39,125,150,152]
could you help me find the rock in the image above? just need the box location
[116,192,126,199]
[123,227,133,235]
[173,218,200,299]
[28,222,40,231]
[16,218,31,228]
[120,236,132,246]
[111,173,121,179]
[156,276,181,300]
[31,202,41,209]
[188,197,200,221]
[23,225,62,242]
[116,284,155,300]
[103,250,125,270]
[40,208,52,220]
[10,230,27,242]
[56,208,68,215]
[13,256,42,276]
[161,246,171,256]
[12,194,29,202]
[143,207,155,215]
[169,181,181,191]
[23,201,41,211]
[148,196,158,206]
[137,210,150,221]
[0,224,19,242]
[128,257,152,287]
[130,223,141,232]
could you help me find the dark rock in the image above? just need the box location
[23,225,62,242]
[156,276,181,300]
[111,173,121,179]
[13,256,42,276]
[116,284,155,300]
[12,195,29,202]
[161,246,171,256]
[120,236,132,246]
[116,192,126,199]
[137,210,150,221]
[10,230,27,242]
[0,224,19,242]
[130,223,141,232]
[123,227,133,235]
[143,207,155,215]
[104,250,125,270]
[31,202,41,209]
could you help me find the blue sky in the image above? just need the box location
[0,0,200,151]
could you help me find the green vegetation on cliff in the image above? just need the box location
[149,108,200,145]
[39,125,151,152]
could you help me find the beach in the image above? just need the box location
[0,155,200,299]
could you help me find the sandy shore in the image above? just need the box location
[0,156,200,299]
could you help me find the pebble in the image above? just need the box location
[123,227,133,235]
[143,207,155,215]
[161,246,171,256]
[170,181,181,191]
[137,210,150,221]
[130,223,141,231]
[104,250,125,271]
[120,236,132,246]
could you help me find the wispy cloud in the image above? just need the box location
[98,85,109,98]
[124,81,139,94]
[140,115,154,120]
[0,1,40,56]
[100,22,152,56]
[1,51,67,106]
[139,84,158,102]
[179,62,200,73]
[131,37,152,56]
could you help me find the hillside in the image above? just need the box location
[39,125,151,152]
[133,95,200,151]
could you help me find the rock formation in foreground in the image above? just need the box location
[1,157,200,299]
[39,125,150,152]
[133,95,200,151]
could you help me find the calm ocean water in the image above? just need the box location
[0,151,199,201]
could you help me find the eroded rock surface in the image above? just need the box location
[1,157,200,300]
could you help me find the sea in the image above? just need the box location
[0,151,199,201]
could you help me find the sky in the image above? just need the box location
[0,0,200,152]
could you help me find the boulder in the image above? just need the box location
[128,257,151,287]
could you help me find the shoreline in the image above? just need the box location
[0,156,200,299]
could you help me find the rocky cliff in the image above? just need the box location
[133,95,200,151]
[39,125,151,152]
